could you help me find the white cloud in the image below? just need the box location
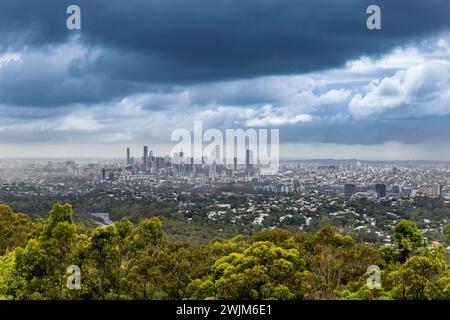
[349,60,450,117]
[53,114,104,131]
[0,52,21,67]
[317,89,352,105]
[245,113,313,126]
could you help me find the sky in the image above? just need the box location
[1,0,450,160]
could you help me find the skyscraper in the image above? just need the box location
[246,149,253,171]
[127,147,131,165]
[149,150,153,172]
[143,146,148,173]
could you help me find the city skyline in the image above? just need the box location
[3,141,450,161]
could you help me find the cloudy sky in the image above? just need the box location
[1,0,450,159]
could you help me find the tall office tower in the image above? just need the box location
[233,157,238,171]
[155,157,163,171]
[180,161,185,176]
[246,149,249,169]
[245,149,253,171]
[375,183,386,198]
[127,148,131,165]
[149,150,153,172]
[143,146,148,172]
[190,157,195,175]
[344,184,356,198]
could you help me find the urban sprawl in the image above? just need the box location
[0,146,449,246]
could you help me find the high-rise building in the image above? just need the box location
[143,146,148,172]
[187,157,194,175]
[344,184,356,198]
[432,183,443,197]
[375,183,386,198]
[246,149,253,171]
[233,157,238,172]
[149,150,153,172]
[127,147,131,165]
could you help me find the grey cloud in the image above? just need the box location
[2,0,450,84]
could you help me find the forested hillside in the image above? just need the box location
[0,203,449,300]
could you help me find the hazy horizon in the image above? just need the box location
[2,141,450,161]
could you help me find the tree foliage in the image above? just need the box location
[0,203,449,300]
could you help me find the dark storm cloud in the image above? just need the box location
[0,71,145,107]
[1,0,450,84]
